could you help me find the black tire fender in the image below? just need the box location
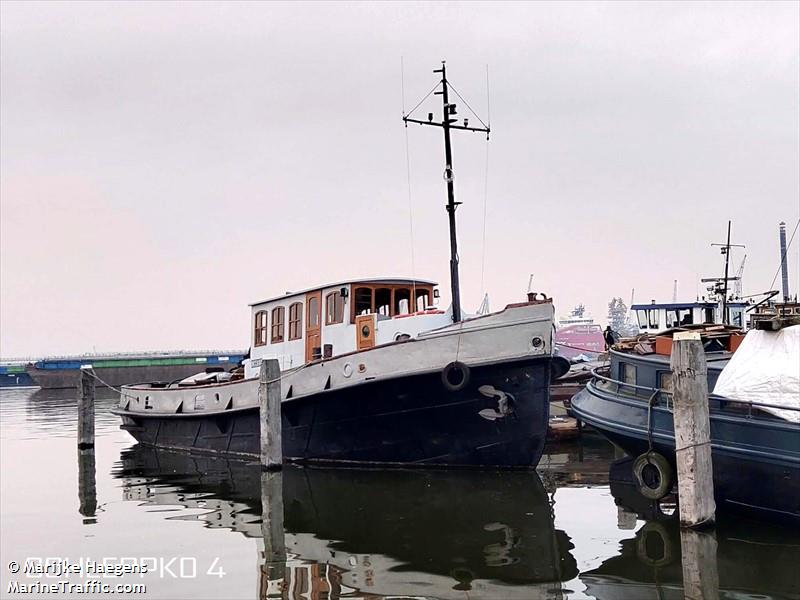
[441,361,471,392]
[633,452,674,500]
[636,521,674,567]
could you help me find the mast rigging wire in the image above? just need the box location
[401,57,417,301]
[447,80,490,131]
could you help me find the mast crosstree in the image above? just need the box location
[403,61,491,323]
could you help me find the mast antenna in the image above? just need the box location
[403,61,491,322]
[710,220,745,324]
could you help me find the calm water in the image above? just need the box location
[1,387,798,599]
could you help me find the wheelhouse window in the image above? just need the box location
[307,296,320,327]
[666,309,679,328]
[271,306,285,343]
[678,309,693,326]
[394,288,411,315]
[254,311,268,346]
[288,302,303,340]
[620,362,636,393]
[648,309,659,329]
[325,291,344,325]
[416,289,430,312]
[636,310,648,329]
[375,288,391,316]
[659,371,673,394]
[354,287,372,317]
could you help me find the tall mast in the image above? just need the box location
[722,221,732,323]
[403,61,490,323]
[709,220,744,324]
[436,62,462,322]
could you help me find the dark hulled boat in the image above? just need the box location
[571,325,800,521]
[113,294,560,467]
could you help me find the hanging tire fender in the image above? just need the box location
[633,452,674,500]
[441,361,471,392]
[636,521,674,567]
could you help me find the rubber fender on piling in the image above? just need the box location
[441,361,471,392]
[633,451,674,500]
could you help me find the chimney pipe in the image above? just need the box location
[779,221,790,302]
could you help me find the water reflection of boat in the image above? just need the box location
[114,445,578,599]
[584,468,800,600]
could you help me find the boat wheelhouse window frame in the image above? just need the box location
[307,296,320,327]
[647,309,659,329]
[353,287,373,317]
[288,302,303,340]
[349,283,436,323]
[415,289,430,311]
[375,288,392,317]
[636,309,648,329]
[659,371,673,395]
[620,362,636,393]
[666,309,679,328]
[325,291,345,325]
[394,287,412,316]
[254,310,268,347]
[271,306,285,343]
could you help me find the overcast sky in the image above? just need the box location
[1,1,798,357]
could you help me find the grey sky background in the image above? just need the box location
[1,1,798,357]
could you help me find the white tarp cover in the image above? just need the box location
[713,325,800,423]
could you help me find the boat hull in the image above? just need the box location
[116,358,552,468]
[571,384,800,520]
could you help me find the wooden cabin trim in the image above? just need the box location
[288,302,303,341]
[348,283,434,324]
[325,290,345,325]
[271,306,285,343]
[254,310,268,347]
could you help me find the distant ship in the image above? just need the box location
[555,304,605,360]
[26,351,247,389]
[0,362,36,389]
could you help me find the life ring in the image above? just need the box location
[633,452,674,500]
[441,361,471,392]
[635,521,674,567]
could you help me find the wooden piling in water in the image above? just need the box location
[78,448,97,521]
[680,528,720,600]
[259,470,286,594]
[670,331,715,528]
[77,368,95,449]
[259,359,282,470]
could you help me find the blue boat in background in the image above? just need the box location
[0,363,37,388]
[25,351,248,389]
[571,324,800,522]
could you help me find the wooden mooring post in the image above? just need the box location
[680,528,720,600]
[259,360,282,470]
[78,368,95,449]
[670,331,715,528]
[259,470,286,597]
[78,448,97,522]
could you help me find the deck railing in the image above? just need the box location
[589,366,800,419]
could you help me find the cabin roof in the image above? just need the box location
[631,301,748,310]
[249,277,438,307]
